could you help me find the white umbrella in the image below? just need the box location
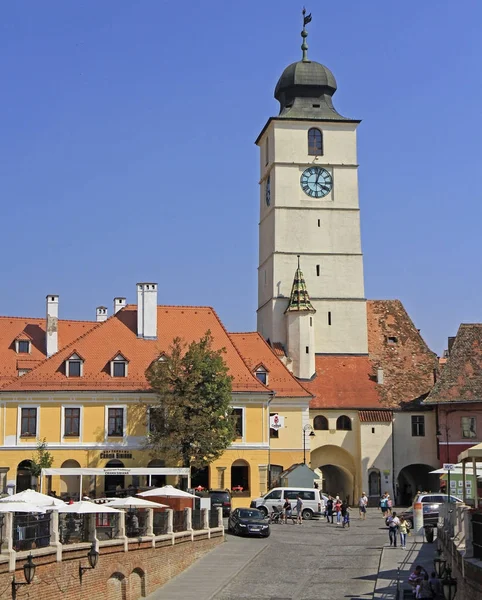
[0,502,46,513]
[138,485,197,499]
[0,489,65,506]
[55,501,121,514]
[106,497,168,509]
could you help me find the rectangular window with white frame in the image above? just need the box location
[20,407,37,437]
[107,407,125,437]
[232,408,244,438]
[64,407,81,437]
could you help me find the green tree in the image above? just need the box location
[145,332,235,468]
[29,438,54,487]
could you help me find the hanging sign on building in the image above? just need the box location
[270,414,284,430]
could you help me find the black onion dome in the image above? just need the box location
[274,60,350,120]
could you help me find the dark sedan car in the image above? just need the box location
[386,504,440,529]
[228,508,271,537]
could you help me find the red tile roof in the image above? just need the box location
[305,300,438,410]
[359,410,393,422]
[0,316,96,386]
[304,355,381,409]
[1,307,270,394]
[229,332,312,398]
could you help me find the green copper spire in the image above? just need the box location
[301,8,312,62]
[285,255,316,313]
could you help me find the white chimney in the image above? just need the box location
[137,282,158,339]
[114,297,126,314]
[377,368,384,384]
[96,306,108,322]
[46,295,59,357]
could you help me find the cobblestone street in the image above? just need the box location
[149,509,401,600]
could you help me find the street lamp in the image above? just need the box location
[442,567,457,600]
[79,543,99,584]
[12,554,36,599]
[303,424,315,465]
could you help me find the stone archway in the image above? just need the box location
[311,445,357,504]
[231,459,250,492]
[60,459,81,499]
[397,463,439,506]
[16,460,33,493]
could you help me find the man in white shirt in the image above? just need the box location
[387,511,400,547]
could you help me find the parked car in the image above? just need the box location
[388,494,464,529]
[250,487,325,520]
[208,489,231,517]
[228,508,270,537]
[387,505,439,529]
[413,493,462,505]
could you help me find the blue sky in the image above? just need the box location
[1,0,481,355]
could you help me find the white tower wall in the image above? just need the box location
[286,312,315,379]
[257,117,368,355]
[46,294,59,357]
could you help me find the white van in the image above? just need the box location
[250,487,326,520]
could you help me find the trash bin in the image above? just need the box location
[424,525,434,543]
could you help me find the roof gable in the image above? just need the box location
[2,306,269,394]
[425,324,482,404]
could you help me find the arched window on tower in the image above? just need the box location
[313,415,328,430]
[308,128,323,156]
[336,415,352,431]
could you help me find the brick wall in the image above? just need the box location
[438,529,482,600]
[0,532,223,600]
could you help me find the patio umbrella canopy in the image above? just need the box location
[0,489,65,506]
[0,502,47,513]
[106,497,168,509]
[55,501,121,514]
[138,485,197,499]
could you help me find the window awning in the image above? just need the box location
[41,467,190,476]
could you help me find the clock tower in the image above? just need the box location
[256,16,368,366]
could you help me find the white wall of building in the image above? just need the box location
[393,411,438,480]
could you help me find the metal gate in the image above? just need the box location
[473,512,482,559]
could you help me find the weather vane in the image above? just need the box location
[301,7,312,62]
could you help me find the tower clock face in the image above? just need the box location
[265,176,271,206]
[300,167,333,198]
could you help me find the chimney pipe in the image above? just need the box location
[46,295,59,357]
[114,297,126,314]
[96,306,108,322]
[377,368,384,385]
[137,283,158,339]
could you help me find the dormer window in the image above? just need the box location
[110,353,128,377]
[15,338,31,354]
[66,353,84,377]
[255,365,268,385]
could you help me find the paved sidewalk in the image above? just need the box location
[374,532,439,599]
[145,533,269,600]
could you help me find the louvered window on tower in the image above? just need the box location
[308,128,323,155]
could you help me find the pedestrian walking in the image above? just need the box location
[387,494,393,516]
[283,497,294,524]
[358,492,368,520]
[295,495,303,524]
[341,500,350,528]
[399,516,410,548]
[326,496,334,523]
[334,496,342,525]
[387,511,400,547]
[380,493,388,518]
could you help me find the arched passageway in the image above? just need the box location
[60,459,81,498]
[16,460,33,492]
[231,459,250,492]
[311,445,356,504]
[397,463,439,506]
[191,466,209,489]
[105,460,125,496]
